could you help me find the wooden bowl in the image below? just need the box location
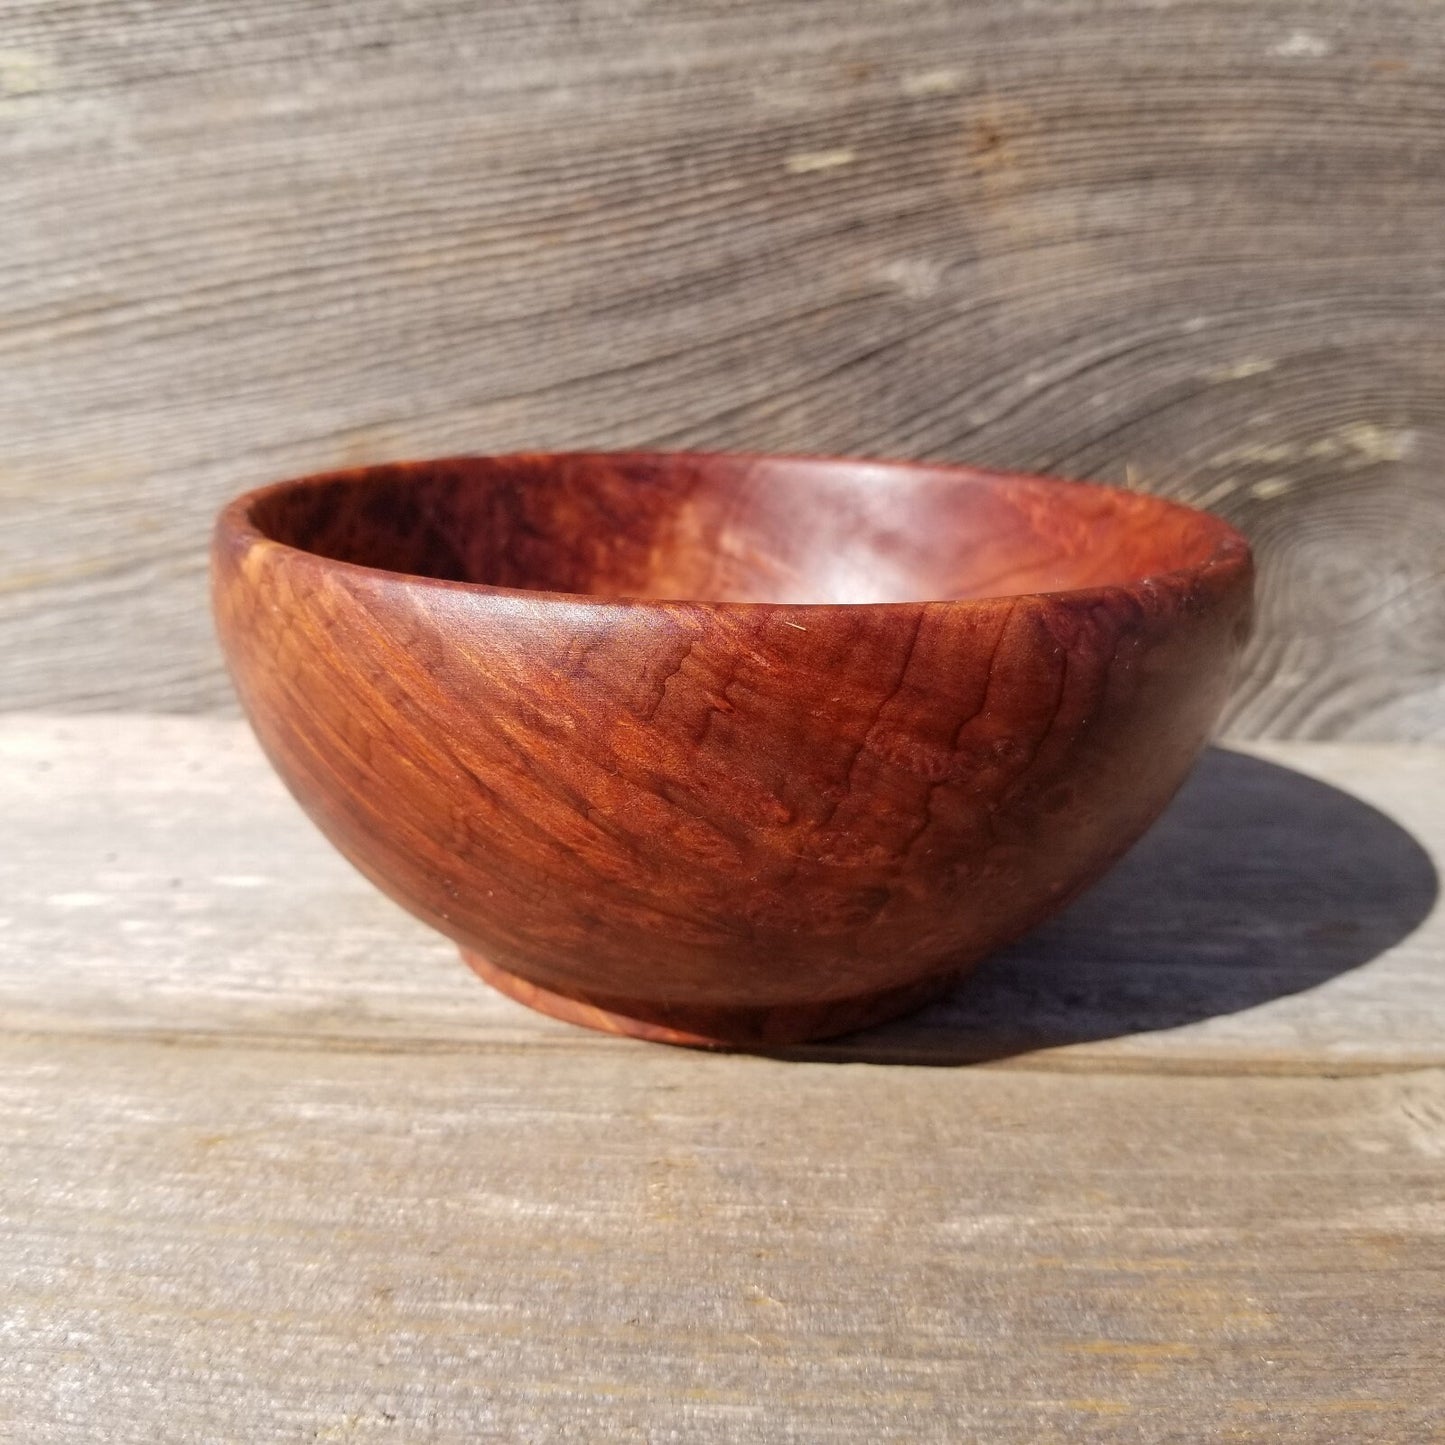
[212,452,1253,1047]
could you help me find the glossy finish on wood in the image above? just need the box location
[212,452,1252,1045]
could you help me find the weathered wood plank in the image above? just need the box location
[2,1,1444,735]
[1,715,1441,1070]
[1,1036,1442,1441]
[1,715,1442,1436]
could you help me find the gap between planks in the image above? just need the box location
[0,1022,1443,1080]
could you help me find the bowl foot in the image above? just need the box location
[458,948,955,1049]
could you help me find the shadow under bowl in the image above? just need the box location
[212,451,1253,1046]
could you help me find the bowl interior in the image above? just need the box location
[246,453,1235,606]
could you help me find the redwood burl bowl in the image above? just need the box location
[212,452,1252,1047]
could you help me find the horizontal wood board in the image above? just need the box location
[2,1,1444,735]
[2,1036,1442,1442]
[1,714,1443,1438]
[3,715,1441,1071]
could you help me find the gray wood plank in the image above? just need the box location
[2,1,1444,736]
[1,1036,1442,1441]
[1,715,1441,1071]
[1,714,1442,1438]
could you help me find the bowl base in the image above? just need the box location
[458,948,955,1049]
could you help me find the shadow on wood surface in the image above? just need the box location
[777,748,1440,1066]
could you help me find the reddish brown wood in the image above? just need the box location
[211,452,1253,1046]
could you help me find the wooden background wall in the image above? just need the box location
[2,0,1442,738]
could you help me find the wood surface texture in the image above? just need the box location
[214,454,1252,1044]
[2,715,1443,1439]
[2,0,1443,736]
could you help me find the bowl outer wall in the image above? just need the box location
[211,461,1253,1039]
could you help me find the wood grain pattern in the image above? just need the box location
[212,454,1252,1044]
[4,1035,1443,1444]
[1,716,1442,1438]
[2,0,1443,736]
[2,715,1441,1069]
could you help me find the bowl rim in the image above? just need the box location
[214,448,1253,613]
